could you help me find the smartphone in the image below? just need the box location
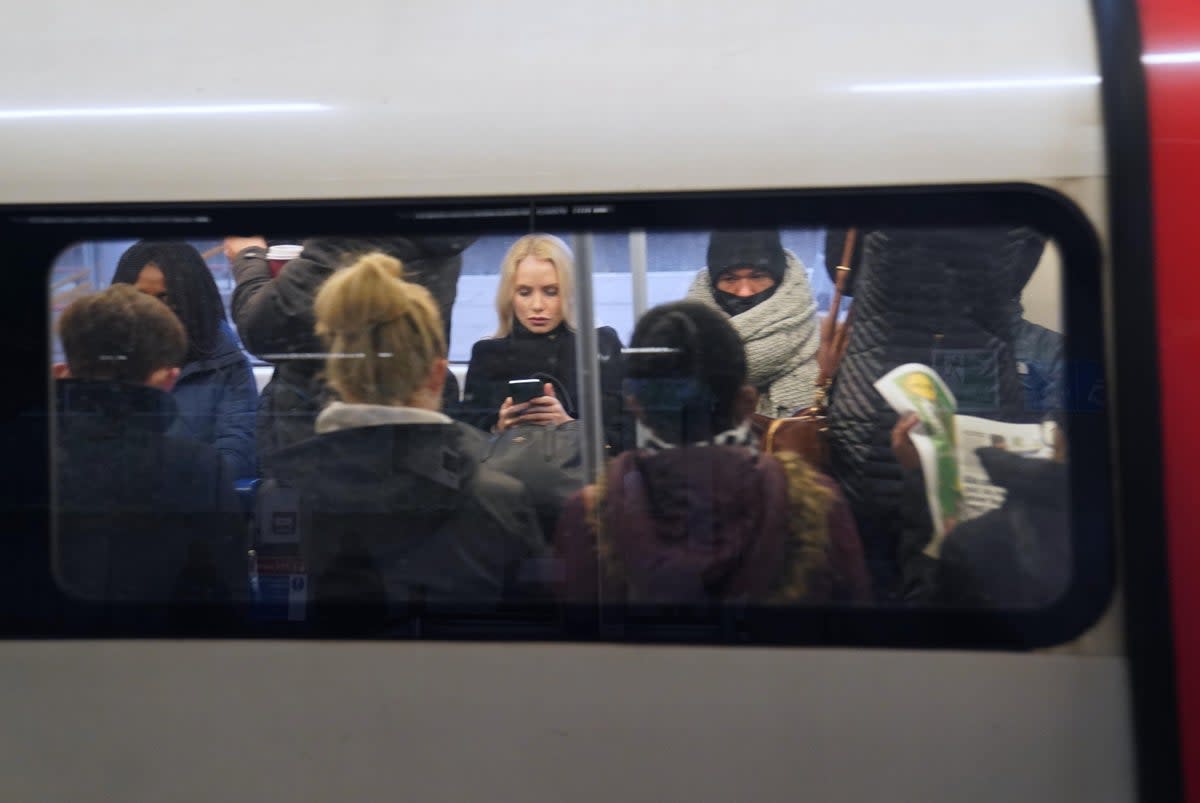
[508,379,542,405]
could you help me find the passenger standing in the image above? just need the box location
[225,235,472,461]
[555,301,870,606]
[685,230,821,416]
[824,226,1033,599]
[459,233,625,450]
[53,285,245,614]
[1005,237,1064,414]
[891,413,1071,607]
[260,253,545,620]
[113,241,257,478]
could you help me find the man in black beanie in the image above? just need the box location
[705,230,790,316]
[685,230,821,416]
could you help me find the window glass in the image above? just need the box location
[27,189,1108,645]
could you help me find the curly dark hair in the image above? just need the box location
[112,241,227,363]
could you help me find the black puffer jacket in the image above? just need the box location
[937,449,1071,608]
[827,227,1039,595]
[261,413,546,621]
[231,237,473,461]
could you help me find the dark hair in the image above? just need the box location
[626,301,747,443]
[112,241,226,362]
[59,284,187,382]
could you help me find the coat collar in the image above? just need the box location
[315,401,451,434]
[55,379,178,434]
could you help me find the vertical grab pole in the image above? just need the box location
[629,229,649,323]
[571,232,604,484]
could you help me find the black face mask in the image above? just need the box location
[714,285,777,317]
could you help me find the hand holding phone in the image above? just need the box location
[508,378,543,405]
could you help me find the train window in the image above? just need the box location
[12,186,1110,646]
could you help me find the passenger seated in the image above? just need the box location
[113,241,258,478]
[685,230,821,416]
[458,233,625,451]
[555,301,871,605]
[258,253,545,624]
[53,285,245,616]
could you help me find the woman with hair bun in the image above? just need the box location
[261,252,544,618]
[113,241,257,478]
[459,233,625,451]
[555,300,870,606]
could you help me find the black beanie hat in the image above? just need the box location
[706,230,788,286]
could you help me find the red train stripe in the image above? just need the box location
[1138,1,1200,799]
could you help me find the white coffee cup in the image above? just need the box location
[266,244,303,277]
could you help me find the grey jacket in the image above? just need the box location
[260,411,545,618]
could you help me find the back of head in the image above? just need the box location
[627,301,748,443]
[314,252,446,406]
[494,233,577,336]
[112,240,226,361]
[59,284,187,383]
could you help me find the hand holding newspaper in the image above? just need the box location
[874,363,1051,558]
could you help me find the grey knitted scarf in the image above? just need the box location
[686,250,820,416]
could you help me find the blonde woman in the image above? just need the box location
[459,233,625,449]
[261,252,544,616]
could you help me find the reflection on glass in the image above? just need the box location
[47,223,1072,629]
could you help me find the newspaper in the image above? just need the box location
[874,363,1050,558]
[955,414,1050,522]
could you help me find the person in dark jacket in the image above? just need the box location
[225,235,473,463]
[113,241,258,478]
[260,253,545,625]
[823,226,1036,598]
[555,301,871,606]
[53,285,245,619]
[890,413,1070,607]
[458,233,625,450]
[1002,235,1064,414]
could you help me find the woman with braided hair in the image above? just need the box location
[554,301,870,606]
[260,252,545,620]
[113,241,257,478]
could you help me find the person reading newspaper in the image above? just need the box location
[879,364,1064,605]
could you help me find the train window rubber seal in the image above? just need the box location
[0,182,1113,649]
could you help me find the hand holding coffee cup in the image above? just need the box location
[266,244,303,278]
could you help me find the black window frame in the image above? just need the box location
[0,183,1118,648]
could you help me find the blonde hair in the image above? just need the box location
[493,233,576,337]
[313,252,446,406]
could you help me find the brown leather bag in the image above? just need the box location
[749,229,857,468]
